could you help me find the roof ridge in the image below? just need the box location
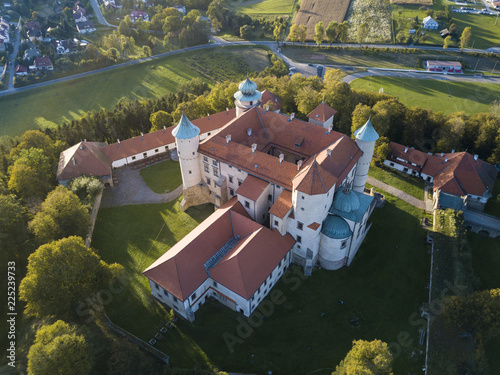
[255,107,270,141]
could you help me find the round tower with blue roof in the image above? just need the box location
[234,76,262,117]
[172,112,202,189]
[353,118,379,193]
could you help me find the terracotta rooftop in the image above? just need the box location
[293,157,337,195]
[143,200,294,301]
[57,141,112,181]
[260,89,282,111]
[307,101,337,122]
[269,190,293,219]
[236,174,269,201]
[308,222,321,231]
[102,109,236,161]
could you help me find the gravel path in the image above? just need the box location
[100,164,183,207]
[367,176,426,210]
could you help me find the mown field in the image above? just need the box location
[391,0,432,5]
[293,0,351,40]
[0,46,271,138]
[230,0,296,17]
[351,76,500,115]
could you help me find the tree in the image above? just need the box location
[357,22,369,44]
[142,45,152,57]
[69,176,102,206]
[273,24,285,43]
[333,339,394,375]
[296,86,322,115]
[351,103,372,136]
[150,110,173,132]
[0,194,31,258]
[288,24,299,44]
[8,148,53,200]
[337,21,349,43]
[239,24,251,39]
[314,21,324,46]
[325,21,338,45]
[19,236,122,318]
[373,137,390,166]
[298,25,307,45]
[29,185,90,245]
[27,320,92,375]
[443,35,452,49]
[460,26,472,51]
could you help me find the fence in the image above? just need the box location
[85,185,104,247]
[105,314,170,364]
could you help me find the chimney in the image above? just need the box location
[328,124,333,133]
[247,128,253,136]
[291,112,295,120]
[207,113,210,118]
[474,154,479,161]
[251,143,257,154]
[72,157,76,166]
[117,139,120,144]
[226,107,229,112]
[297,160,303,171]
[445,158,448,163]
[226,134,231,145]
[79,144,84,150]
[440,152,444,157]
[141,132,144,136]
[404,147,408,153]
[451,149,455,153]
[163,126,166,130]
[279,153,284,164]
[327,149,332,157]
[84,139,87,142]
[265,104,269,111]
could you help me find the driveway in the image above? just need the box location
[100,164,183,207]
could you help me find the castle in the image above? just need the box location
[142,77,379,321]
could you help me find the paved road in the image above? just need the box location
[6,20,21,90]
[367,176,426,210]
[88,0,117,28]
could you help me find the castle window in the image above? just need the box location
[213,167,219,177]
[154,283,160,290]
[212,160,218,166]
[230,188,234,196]
[274,220,279,227]
[245,201,250,208]
[207,178,211,186]
[297,222,303,230]
[208,132,211,136]
[213,281,217,287]
[203,156,208,162]
[301,195,304,200]
[143,153,147,158]
[131,156,136,160]
[268,194,272,201]
[191,293,197,301]
[297,235,302,243]
[163,289,169,297]
[390,162,394,167]
[204,164,209,173]
[155,149,159,153]
[173,296,178,303]
[238,179,242,186]
[341,240,347,249]
[192,152,195,155]
[229,176,233,183]
[189,170,192,174]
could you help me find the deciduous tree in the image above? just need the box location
[298,25,307,44]
[460,26,472,51]
[314,21,324,46]
[288,24,299,44]
[149,110,173,132]
[443,35,452,49]
[19,236,123,318]
[27,320,92,375]
[357,22,369,43]
[332,339,394,375]
[325,21,338,45]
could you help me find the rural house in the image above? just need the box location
[422,16,439,30]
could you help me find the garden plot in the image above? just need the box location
[346,0,393,42]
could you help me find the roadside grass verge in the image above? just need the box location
[369,165,425,200]
[0,46,271,138]
[140,160,182,194]
[350,76,500,115]
[91,191,429,373]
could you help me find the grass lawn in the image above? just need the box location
[0,46,271,138]
[469,232,500,374]
[350,76,500,115]
[91,191,429,373]
[140,160,183,194]
[230,0,296,17]
[369,165,425,200]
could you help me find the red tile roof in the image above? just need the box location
[57,141,112,181]
[143,201,294,301]
[308,222,321,230]
[102,109,236,161]
[269,190,293,219]
[236,174,269,201]
[260,89,281,111]
[307,101,337,122]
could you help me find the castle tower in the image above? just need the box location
[172,112,202,190]
[353,118,379,193]
[234,76,262,117]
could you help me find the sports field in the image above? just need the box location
[231,0,295,16]
[0,46,271,138]
[351,76,500,115]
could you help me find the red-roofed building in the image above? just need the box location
[307,101,337,129]
[129,10,149,23]
[385,142,497,211]
[31,56,53,71]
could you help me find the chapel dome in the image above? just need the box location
[234,76,262,102]
[333,187,360,213]
[321,215,352,239]
[238,76,258,95]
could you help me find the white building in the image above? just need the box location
[422,16,439,30]
[426,60,462,74]
[143,77,380,321]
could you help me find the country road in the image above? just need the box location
[0,38,498,99]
